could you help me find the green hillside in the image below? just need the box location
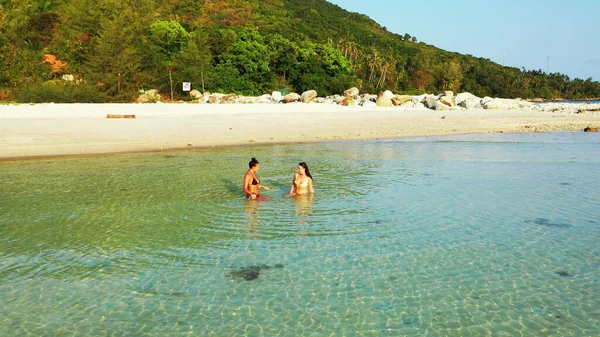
[1,0,599,102]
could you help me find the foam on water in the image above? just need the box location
[1,132,599,336]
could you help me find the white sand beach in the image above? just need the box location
[1,102,599,159]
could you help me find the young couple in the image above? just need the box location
[243,158,314,200]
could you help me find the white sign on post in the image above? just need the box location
[182,82,191,92]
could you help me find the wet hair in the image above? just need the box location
[299,162,313,180]
[249,157,259,168]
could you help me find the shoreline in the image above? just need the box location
[1,103,599,161]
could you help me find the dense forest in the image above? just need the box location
[1,0,599,102]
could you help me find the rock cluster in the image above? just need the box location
[138,88,600,114]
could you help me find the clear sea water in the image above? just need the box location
[1,132,599,337]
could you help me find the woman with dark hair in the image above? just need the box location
[243,158,270,200]
[287,162,314,196]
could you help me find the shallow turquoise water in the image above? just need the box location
[1,132,599,336]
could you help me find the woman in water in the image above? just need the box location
[287,162,314,196]
[243,158,270,200]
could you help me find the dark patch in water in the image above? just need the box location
[164,155,177,159]
[227,264,284,281]
[231,266,261,281]
[559,182,572,186]
[132,288,187,297]
[525,218,572,228]
[556,270,570,277]
[371,303,394,311]
[401,317,418,325]
[221,178,242,194]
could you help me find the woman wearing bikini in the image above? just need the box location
[287,162,314,197]
[243,158,270,200]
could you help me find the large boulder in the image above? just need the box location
[455,92,482,109]
[434,101,452,110]
[283,92,300,103]
[423,94,438,109]
[376,91,393,107]
[340,96,358,107]
[481,97,524,110]
[344,87,359,97]
[238,96,256,104]
[200,91,210,103]
[189,89,203,100]
[481,97,504,109]
[301,90,318,103]
[138,89,161,103]
[271,91,283,103]
[62,74,75,82]
[208,93,224,104]
[412,94,427,105]
[392,95,412,106]
[256,94,272,104]
[439,95,456,107]
[220,94,237,104]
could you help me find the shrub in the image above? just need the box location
[16,81,108,103]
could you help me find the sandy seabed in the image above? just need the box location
[1,103,599,159]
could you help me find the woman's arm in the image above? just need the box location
[308,178,315,194]
[287,173,297,195]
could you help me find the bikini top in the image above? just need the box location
[252,177,259,185]
[295,176,309,187]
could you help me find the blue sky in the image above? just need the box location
[328,0,600,81]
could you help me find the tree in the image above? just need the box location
[51,0,115,74]
[436,60,463,92]
[148,20,191,60]
[0,0,52,88]
[146,19,191,99]
[209,29,274,95]
[88,7,146,99]
[411,71,433,92]
[207,28,238,62]
[288,42,355,95]
[267,34,300,83]
[173,29,212,93]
